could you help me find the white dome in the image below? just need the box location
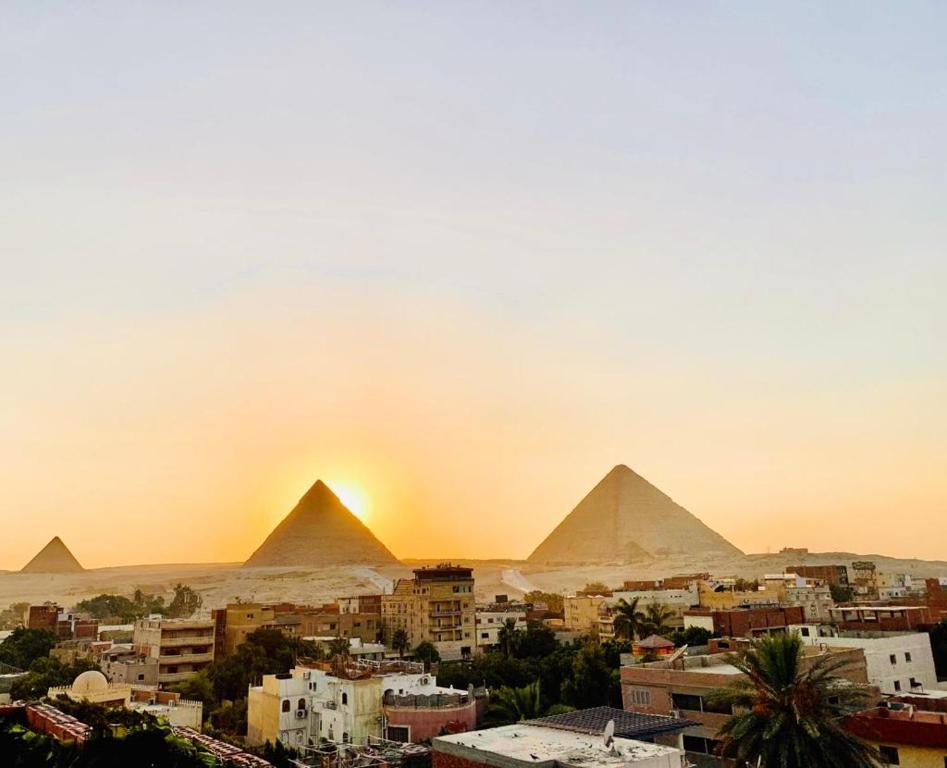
[72,670,109,694]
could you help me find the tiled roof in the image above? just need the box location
[636,634,675,649]
[527,706,696,739]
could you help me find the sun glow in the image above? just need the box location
[325,480,371,522]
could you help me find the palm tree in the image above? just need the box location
[485,681,545,725]
[611,597,645,641]
[327,636,350,658]
[709,633,882,767]
[391,628,410,659]
[640,603,675,638]
[497,617,521,658]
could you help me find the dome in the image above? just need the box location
[72,670,109,694]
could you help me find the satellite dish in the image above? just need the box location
[603,719,615,748]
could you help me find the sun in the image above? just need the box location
[325,480,371,522]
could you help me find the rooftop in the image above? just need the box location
[527,706,695,740]
[435,724,680,768]
[846,706,947,749]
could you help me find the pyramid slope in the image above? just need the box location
[528,465,743,564]
[244,480,399,568]
[21,536,85,573]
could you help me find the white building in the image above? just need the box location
[475,610,527,651]
[792,626,939,695]
[434,723,685,768]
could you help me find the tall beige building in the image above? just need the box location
[382,564,475,660]
[133,617,215,686]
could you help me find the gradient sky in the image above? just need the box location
[2,3,946,569]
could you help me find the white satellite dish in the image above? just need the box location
[603,719,615,748]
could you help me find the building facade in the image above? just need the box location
[132,617,215,685]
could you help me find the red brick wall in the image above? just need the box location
[433,750,492,768]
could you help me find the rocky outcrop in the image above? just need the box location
[21,536,85,573]
[244,480,399,568]
[528,465,742,564]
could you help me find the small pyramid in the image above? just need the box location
[528,465,743,564]
[21,536,85,573]
[244,480,399,568]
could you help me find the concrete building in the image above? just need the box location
[433,722,686,768]
[846,703,947,768]
[852,561,880,598]
[792,626,939,695]
[133,617,215,685]
[48,669,203,728]
[602,586,700,635]
[829,605,932,632]
[475,609,527,651]
[784,564,849,589]
[382,565,476,660]
[563,595,608,634]
[99,645,159,686]
[782,583,835,623]
[621,645,871,763]
[684,605,805,638]
[27,604,99,640]
[247,658,482,749]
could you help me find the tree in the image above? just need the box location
[830,584,854,604]
[709,633,882,767]
[0,627,58,671]
[208,629,317,702]
[167,584,202,618]
[485,681,544,725]
[611,597,645,641]
[668,626,715,648]
[169,670,216,717]
[580,582,610,595]
[11,656,99,700]
[414,641,440,670]
[516,624,558,659]
[561,643,612,708]
[929,620,947,679]
[523,590,563,614]
[391,629,410,658]
[497,618,521,658]
[639,604,674,639]
[327,636,351,658]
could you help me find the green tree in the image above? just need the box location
[485,681,544,725]
[639,604,674,638]
[561,642,612,708]
[523,590,563,614]
[167,584,202,618]
[580,582,610,595]
[414,641,440,670]
[208,629,316,702]
[10,656,99,700]
[611,597,645,641]
[929,620,947,679]
[391,629,410,658]
[668,626,715,648]
[327,636,351,658]
[830,584,854,604]
[497,618,521,658]
[0,627,58,671]
[709,633,882,767]
[169,669,216,717]
[516,624,558,659]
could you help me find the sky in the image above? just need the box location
[1,2,946,569]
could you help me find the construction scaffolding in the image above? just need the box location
[288,736,430,768]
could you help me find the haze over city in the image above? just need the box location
[3,2,946,570]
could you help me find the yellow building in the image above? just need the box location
[133,617,215,685]
[563,594,606,633]
[846,703,947,768]
[382,564,475,660]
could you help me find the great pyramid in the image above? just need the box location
[21,536,85,573]
[528,465,743,564]
[244,480,399,567]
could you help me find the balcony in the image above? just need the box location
[158,653,214,665]
[156,635,214,648]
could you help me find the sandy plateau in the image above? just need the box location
[2,551,946,612]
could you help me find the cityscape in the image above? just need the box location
[2,3,946,768]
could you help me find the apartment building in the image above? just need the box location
[829,605,932,632]
[784,564,849,589]
[247,659,482,749]
[684,605,805,637]
[27,604,99,640]
[133,617,215,685]
[621,646,871,763]
[475,608,527,651]
[382,565,476,660]
[563,595,608,633]
[793,626,938,695]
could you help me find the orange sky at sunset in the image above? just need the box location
[3,277,945,570]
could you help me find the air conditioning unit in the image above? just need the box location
[303,671,311,680]
[295,710,307,719]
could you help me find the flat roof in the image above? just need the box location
[435,724,679,767]
[527,706,695,739]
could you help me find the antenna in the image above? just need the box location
[603,719,615,749]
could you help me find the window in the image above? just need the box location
[905,652,912,662]
[910,678,919,688]
[671,693,703,712]
[481,632,489,639]
[282,700,290,713]
[343,732,349,743]
[341,692,348,705]
[137,674,144,681]
[878,745,899,765]
[893,681,901,691]
[298,699,306,711]
[682,735,711,754]
[800,627,810,637]
[627,687,651,707]
[387,726,410,743]
[890,654,897,665]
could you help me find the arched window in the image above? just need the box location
[281,700,290,712]
[341,692,348,705]
[298,698,306,711]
